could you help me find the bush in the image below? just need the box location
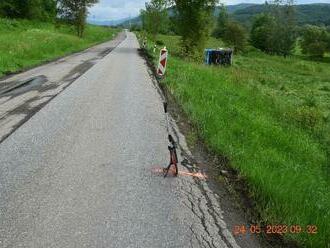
[300,25,330,57]
[222,21,247,52]
[286,106,323,131]
[130,24,141,32]
[250,7,297,56]
[250,14,275,53]
[155,40,164,45]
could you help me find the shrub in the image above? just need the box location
[222,21,247,52]
[250,14,275,53]
[288,106,323,131]
[250,1,297,57]
[300,25,330,57]
[155,40,164,45]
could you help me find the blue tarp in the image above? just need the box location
[204,49,233,66]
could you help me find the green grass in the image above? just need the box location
[140,34,330,247]
[0,18,119,77]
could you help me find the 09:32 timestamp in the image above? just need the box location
[233,224,318,235]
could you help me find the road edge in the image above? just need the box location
[0,32,126,145]
[136,45,300,248]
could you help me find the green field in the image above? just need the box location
[0,18,119,77]
[140,34,330,247]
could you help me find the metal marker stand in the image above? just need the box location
[163,102,178,177]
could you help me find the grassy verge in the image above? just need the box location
[0,18,119,77]
[139,33,330,247]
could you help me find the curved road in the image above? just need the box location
[0,32,258,248]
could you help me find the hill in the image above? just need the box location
[87,17,131,26]
[121,3,330,28]
[232,3,330,26]
[225,3,258,14]
[119,16,142,27]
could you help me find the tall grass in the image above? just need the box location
[142,34,330,247]
[0,18,119,76]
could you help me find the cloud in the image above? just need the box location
[88,0,145,20]
[89,0,330,21]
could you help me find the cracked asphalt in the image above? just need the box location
[0,32,261,248]
[0,32,125,143]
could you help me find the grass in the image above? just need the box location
[0,18,119,77]
[139,34,330,247]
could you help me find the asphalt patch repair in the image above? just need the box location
[0,75,48,98]
[0,32,126,143]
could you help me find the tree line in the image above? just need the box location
[0,0,99,37]
[139,0,330,58]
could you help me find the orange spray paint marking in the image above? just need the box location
[151,166,207,179]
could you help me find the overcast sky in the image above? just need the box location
[88,0,330,21]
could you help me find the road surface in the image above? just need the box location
[0,32,125,143]
[0,32,260,248]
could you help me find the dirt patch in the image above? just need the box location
[138,47,299,248]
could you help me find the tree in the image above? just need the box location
[269,0,296,56]
[42,0,57,20]
[140,0,168,40]
[58,0,98,37]
[250,0,297,56]
[174,0,218,57]
[213,4,228,39]
[0,0,56,20]
[0,0,18,18]
[222,21,247,52]
[250,13,275,53]
[301,25,330,57]
[213,5,247,52]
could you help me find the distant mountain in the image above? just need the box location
[111,3,330,28]
[294,3,330,25]
[226,3,258,14]
[232,3,330,26]
[87,17,131,26]
[119,16,141,27]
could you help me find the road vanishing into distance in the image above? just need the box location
[0,32,262,248]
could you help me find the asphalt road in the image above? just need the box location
[0,32,125,143]
[0,32,257,248]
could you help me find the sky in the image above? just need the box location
[88,0,330,21]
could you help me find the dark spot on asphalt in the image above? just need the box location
[62,60,96,82]
[0,75,48,98]
[37,83,59,93]
[0,96,52,142]
[98,47,115,57]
